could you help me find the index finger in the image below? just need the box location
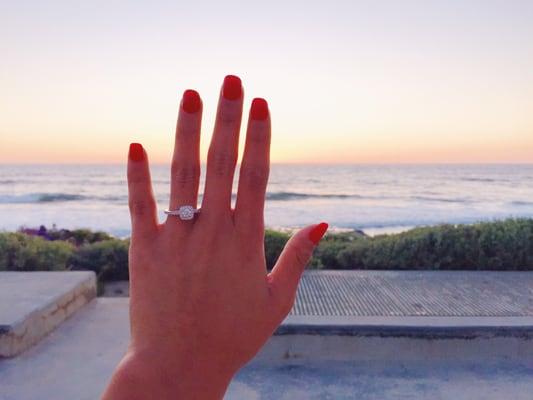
[127,143,159,240]
[234,98,271,239]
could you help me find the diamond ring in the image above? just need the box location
[164,205,200,220]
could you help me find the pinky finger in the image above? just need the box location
[127,143,158,240]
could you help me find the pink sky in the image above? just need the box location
[1,1,532,164]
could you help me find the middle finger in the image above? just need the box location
[201,75,244,218]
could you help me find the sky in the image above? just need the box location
[1,0,532,164]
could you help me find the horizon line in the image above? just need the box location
[2,161,533,166]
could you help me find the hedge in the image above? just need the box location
[0,232,74,272]
[334,219,533,270]
[1,219,532,283]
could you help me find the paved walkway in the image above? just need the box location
[0,298,532,400]
[1,270,532,399]
[227,360,533,400]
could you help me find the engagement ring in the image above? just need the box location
[164,205,200,220]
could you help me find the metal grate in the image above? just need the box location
[291,271,533,317]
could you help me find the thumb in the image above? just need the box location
[267,222,328,315]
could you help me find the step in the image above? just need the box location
[0,271,97,357]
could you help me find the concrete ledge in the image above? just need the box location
[276,315,533,339]
[256,333,533,363]
[264,317,533,363]
[0,271,97,358]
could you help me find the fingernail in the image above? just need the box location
[222,75,242,100]
[182,89,201,113]
[129,143,145,162]
[251,98,269,120]
[309,222,329,245]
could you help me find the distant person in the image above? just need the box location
[102,75,328,399]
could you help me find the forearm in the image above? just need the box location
[101,350,234,400]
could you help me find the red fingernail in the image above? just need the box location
[222,75,242,100]
[251,98,269,120]
[182,89,201,113]
[309,222,328,245]
[129,143,145,162]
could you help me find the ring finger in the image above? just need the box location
[166,89,202,223]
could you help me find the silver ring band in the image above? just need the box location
[164,205,200,220]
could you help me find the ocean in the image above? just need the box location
[1,164,533,237]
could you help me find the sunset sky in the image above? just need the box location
[1,1,532,164]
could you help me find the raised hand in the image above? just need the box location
[102,75,328,400]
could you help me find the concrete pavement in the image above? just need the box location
[1,270,532,399]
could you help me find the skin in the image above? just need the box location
[101,76,327,399]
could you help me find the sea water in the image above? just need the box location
[1,164,532,237]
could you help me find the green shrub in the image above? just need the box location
[264,229,290,270]
[69,239,130,281]
[264,229,361,270]
[0,235,8,271]
[0,232,74,271]
[46,228,112,246]
[1,219,532,283]
[336,219,533,270]
[311,231,363,269]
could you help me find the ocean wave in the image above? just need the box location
[0,191,488,205]
[460,177,500,183]
[411,196,469,203]
[266,191,356,201]
[511,200,533,206]
[0,193,88,204]
[39,194,87,202]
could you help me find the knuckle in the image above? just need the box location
[177,123,199,138]
[240,164,269,190]
[129,199,154,217]
[289,242,309,268]
[171,163,200,188]
[217,105,241,127]
[210,151,236,177]
[248,126,270,144]
[128,173,148,186]
[294,251,308,269]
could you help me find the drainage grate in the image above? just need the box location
[291,271,533,317]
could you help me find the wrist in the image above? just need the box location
[102,347,236,400]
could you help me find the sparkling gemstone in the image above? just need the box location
[179,206,194,220]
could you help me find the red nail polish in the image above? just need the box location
[222,75,242,100]
[251,98,269,120]
[129,143,145,162]
[309,222,329,245]
[182,89,201,113]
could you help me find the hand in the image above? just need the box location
[102,75,328,400]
